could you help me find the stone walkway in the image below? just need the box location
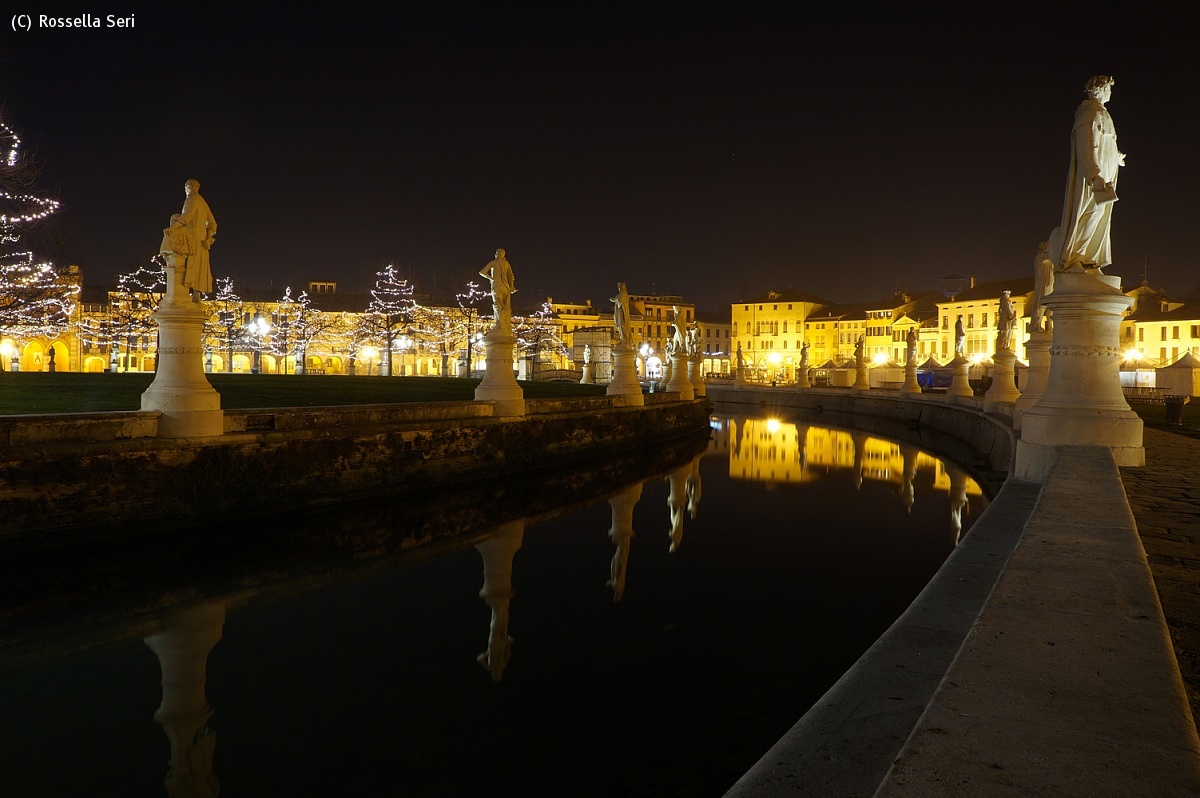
[1120,426,1200,722]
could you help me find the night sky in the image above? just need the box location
[4,5,1195,311]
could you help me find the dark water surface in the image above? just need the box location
[0,413,983,797]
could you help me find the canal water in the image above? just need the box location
[0,411,984,797]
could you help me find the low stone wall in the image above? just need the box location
[0,396,711,547]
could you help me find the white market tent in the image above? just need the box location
[1155,351,1200,397]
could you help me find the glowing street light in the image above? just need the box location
[0,340,14,372]
[361,346,378,376]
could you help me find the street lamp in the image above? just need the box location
[361,346,378,376]
[0,340,14,372]
[246,312,270,374]
[768,351,782,385]
[398,335,414,376]
[639,342,652,381]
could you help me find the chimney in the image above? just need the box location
[970,275,976,289]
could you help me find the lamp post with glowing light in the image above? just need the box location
[245,312,270,374]
[361,346,378,376]
[0,340,14,372]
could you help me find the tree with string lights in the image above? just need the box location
[0,114,78,371]
[270,287,337,374]
[203,277,245,373]
[514,300,569,379]
[364,264,416,377]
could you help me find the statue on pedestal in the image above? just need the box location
[177,179,216,299]
[1055,76,1125,273]
[854,335,865,369]
[996,290,1016,352]
[610,282,631,347]
[906,327,917,364]
[479,248,515,335]
[1029,236,1057,332]
[800,341,810,369]
[954,317,966,358]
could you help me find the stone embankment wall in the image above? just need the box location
[0,394,710,547]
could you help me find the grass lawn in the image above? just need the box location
[0,372,608,415]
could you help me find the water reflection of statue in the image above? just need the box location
[948,468,969,546]
[475,521,524,681]
[901,445,919,514]
[1029,236,1058,332]
[667,463,690,552]
[996,290,1016,352]
[954,317,966,358]
[686,454,702,519]
[143,602,225,798]
[1055,75,1124,273]
[479,248,516,335]
[610,282,631,346]
[607,482,642,603]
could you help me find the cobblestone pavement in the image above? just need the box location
[1120,426,1200,723]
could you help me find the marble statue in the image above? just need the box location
[954,317,966,357]
[736,342,744,370]
[665,325,679,358]
[610,282,631,346]
[583,344,592,364]
[671,307,687,354]
[906,327,917,364]
[172,180,217,299]
[1029,236,1057,332]
[479,248,515,335]
[996,289,1016,352]
[685,324,701,357]
[1055,76,1125,273]
[854,335,865,368]
[799,341,810,369]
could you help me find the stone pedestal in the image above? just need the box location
[1016,272,1143,481]
[141,295,224,438]
[474,329,525,416]
[852,363,870,391]
[144,602,225,798]
[688,355,706,398]
[947,356,974,400]
[667,353,695,400]
[606,345,645,406]
[607,482,642,603]
[796,364,811,389]
[579,362,592,384]
[1013,329,1052,430]
[476,520,524,682]
[983,348,1021,412]
[901,359,921,395]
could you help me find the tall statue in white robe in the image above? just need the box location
[1055,76,1125,273]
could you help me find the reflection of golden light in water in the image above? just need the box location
[724,417,982,499]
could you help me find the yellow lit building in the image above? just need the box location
[732,289,831,382]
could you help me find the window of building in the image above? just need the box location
[942,316,948,330]
[1162,326,1168,341]
[1173,326,1180,339]
[1139,328,1144,342]
[967,314,974,328]
[783,321,788,333]
[982,313,988,327]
